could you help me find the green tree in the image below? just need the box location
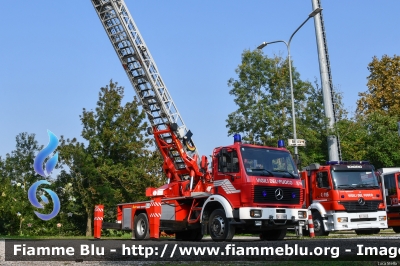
[342,113,400,168]
[357,54,400,116]
[336,115,370,162]
[226,50,329,166]
[0,132,64,236]
[0,133,42,235]
[59,80,164,236]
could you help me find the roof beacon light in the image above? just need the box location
[234,133,242,143]
[278,140,285,148]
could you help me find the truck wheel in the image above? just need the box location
[393,227,400,233]
[312,212,329,236]
[260,229,287,241]
[134,213,150,240]
[209,209,235,241]
[355,229,380,235]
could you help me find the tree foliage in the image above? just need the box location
[339,113,400,169]
[59,80,164,236]
[0,133,83,236]
[226,50,330,166]
[357,54,400,116]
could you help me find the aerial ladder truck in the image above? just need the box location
[91,0,308,241]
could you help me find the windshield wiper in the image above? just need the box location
[273,170,297,178]
[356,184,380,189]
[250,168,274,176]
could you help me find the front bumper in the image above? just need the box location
[238,207,308,225]
[326,211,388,231]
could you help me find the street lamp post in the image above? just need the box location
[257,8,322,163]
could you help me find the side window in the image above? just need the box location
[317,172,330,188]
[397,174,400,189]
[218,150,239,173]
[385,174,397,196]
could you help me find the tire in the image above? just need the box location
[260,228,287,241]
[355,229,380,235]
[134,213,150,240]
[393,227,400,233]
[312,212,329,236]
[208,209,235,241]
[175,229,203,241]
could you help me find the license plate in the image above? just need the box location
[276,214,287,219]
[359,214,368,218]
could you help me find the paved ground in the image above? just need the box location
[1,230,399,265]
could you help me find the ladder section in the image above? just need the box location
[91,0,200,172]
[316,0,342,161]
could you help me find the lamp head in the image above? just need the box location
[309,7,322,17]
[257,42,268,50]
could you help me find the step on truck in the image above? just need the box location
[90,0,308,241]
[377,168,400,233]
[300,161,387,236]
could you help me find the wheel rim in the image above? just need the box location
[136,219,146,236]
[211,215,225,236]
[313,219,322,232]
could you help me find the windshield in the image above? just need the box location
[240,147,298,179]
[332,170,380,189]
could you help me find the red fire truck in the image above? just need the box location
[377,168,400,233]
[90,0,308,241]
[300,161,387,236]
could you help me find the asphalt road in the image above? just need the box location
[1,231,400,265]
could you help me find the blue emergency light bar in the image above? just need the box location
[278,140,285,148]
[234,133,242,143]
[326,161,370,165]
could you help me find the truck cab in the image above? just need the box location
[209,137,308,240]
[378,168,400,233]
[301,161,387,236]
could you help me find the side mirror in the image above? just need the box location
[317,176,322,187]
[218,148,228,173]
[219,156,227,173]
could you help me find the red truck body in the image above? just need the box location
[110,138,308,241]
[301,161,387,236]
[378,168,400,233]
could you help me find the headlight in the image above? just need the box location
[379,216,387,221]
[337,217,348,223]
[250,209,262,218]
[298,211,307,218]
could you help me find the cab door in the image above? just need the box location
[215,148,242,205]
[313,171,332,202]
[393,173,400,206]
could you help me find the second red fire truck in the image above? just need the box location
[301,161,387,236]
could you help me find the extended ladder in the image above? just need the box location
[91,0,200,178]
[315,0,343,161]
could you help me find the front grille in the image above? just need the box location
[350,218,377,222]
[339,200,381,212]
[254,186,300,204]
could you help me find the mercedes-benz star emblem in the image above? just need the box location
[275,188,284,200]
[358,197,365,206]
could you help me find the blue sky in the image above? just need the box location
[1,1,399,160]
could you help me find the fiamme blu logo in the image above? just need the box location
[27,130,60,221]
